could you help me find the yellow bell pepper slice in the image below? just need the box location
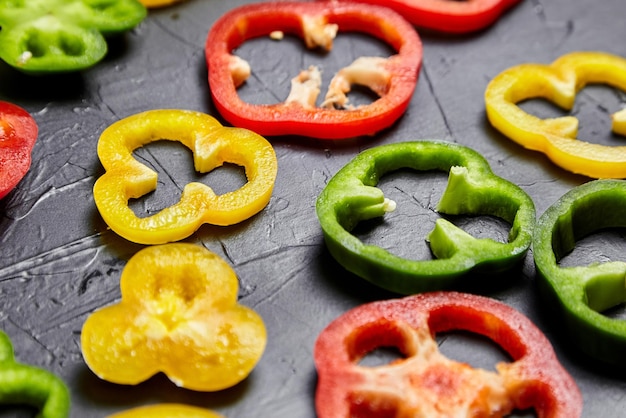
[108,404,224,418]
[93,109,278,244]
[485,51,626,179]
[81,243,267,392]
[138,0,185,8]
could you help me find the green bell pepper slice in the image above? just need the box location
[0,330,70,417]
[316,141,536,294]
[534,179,626,366]
[0,0,146,74]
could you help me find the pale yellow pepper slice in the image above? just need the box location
[93,109,278,244]
[485,51,626,179]
[108,404,224,418]
[81,244,267,392]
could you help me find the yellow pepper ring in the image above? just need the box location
[81,244,267,391]
[485,51,626,179]
[93,109,278,244]
[139,0,185,8]
[108,403,224,418]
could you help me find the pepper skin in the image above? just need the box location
[108,404,224,418]
[0,101,38,200]
[93,109,278,245]
[205,1,422,139]
[485,51,626,179]
[316,141,535,294]
[314,292,582,418]
[0,330,70,418]
[81,244,267,391]
[534,179,626,366]
[317,0,522,33]
[0,0,146,74]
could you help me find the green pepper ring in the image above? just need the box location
[534,179,626,366]
[0,330,70,417]
[316,141,536,295]
[0,0,147,74]
[0,23,107,74]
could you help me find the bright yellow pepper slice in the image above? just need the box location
[81,243,267,392]
[108,403,223,418]
[485,51,626,179]
[93,109,278,244]
[138,0,185,8]
[108,404,224,418]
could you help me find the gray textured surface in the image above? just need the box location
[1,0,626,416]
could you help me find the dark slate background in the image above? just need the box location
[1,0,626,416]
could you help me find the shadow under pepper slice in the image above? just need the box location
[315,140,535,294]
[0,0,147,74]
[0,330,70,418]
[0,101,38,200]
[81,243,267,391]
[485,51,626,179]
[205,1,422,139]
[317,0,522,33]
[534,179,626,366]
[93,109,278,245]
[314,291,582,418]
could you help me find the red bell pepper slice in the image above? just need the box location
[0,101,38,200]
[319,0,522,33]
[205,2,422,140]
[314,291,582,418]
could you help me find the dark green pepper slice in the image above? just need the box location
[0,330,70,417]
[316,141,536,294]
[534,179,626,366]
[0,0,147,74]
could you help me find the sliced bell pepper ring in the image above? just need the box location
[485,51,626,179]
[314,291,582,418]
[0,101,38,200]
[534,179,626,366]
[138,0,185,8]
[108,404,224,418]
[81,243,267,391]
[205,1,422,139]
[317,0,522,33]
[0,0,146,74]
[315,141,536,294]
[93,109,278,245]
[0,330,71,418]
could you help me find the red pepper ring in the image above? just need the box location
[314,292,582,418]
[205,2,422,139]
[317,0,522,34]
[0,101,38,200]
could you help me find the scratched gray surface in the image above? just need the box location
[1,0,626,416]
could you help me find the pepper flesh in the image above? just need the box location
[0,0,146,73]
[205,1,422,139]
[93,109,278,245]
[0,330,70,418]
[534,179,626,366]
[0,101,38,200]
[314,291,581,418]
[81,243,267,391]
[318,0,522,33]
[485,51,626,179]
[108,404,224,418]
[315,141,535,294]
